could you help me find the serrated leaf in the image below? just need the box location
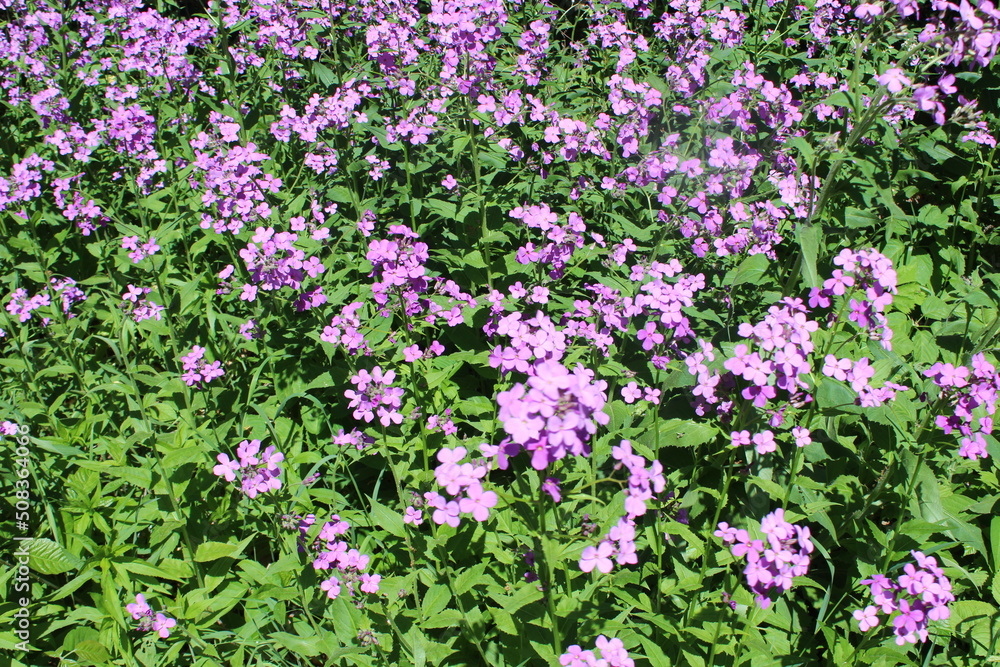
[369,497,406,538]
[194,539,246,562]
[422,584,451,620]
[795,223,821,289]
[75,639,111,665]
[731,253,770,286]
[269,632,320,657]
[160,445,204,469]
[491,608,517,635]
[25,538,84,575]
[637,418,718,450]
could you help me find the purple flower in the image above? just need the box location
[854,605,880,631]
[345,366,405,426]
[458,482,498,522]
[542,477,561,502]
[579,541,615,574]
[152,613,176,639]
[126,594,151,620]
[495,359,610,470]
[621,382,642,403]
[854,551,953,644]
[127,594,177,639]
[214,440,283,499]
[717,509,813,608]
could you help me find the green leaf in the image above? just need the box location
[424,198,457,220]
[194,539,247,562]
[815,379,861,414]
[368,497,406,539]
[491,608,517,635]
[269,632,321,657]
[731,253,770,286]
[160,445,204,469]
[453,562,488,594]
[75,639,111,665]
[25,538,84,575]
[637,418,718,450]
[949,601,998,655]
[422,584,452,620]
[844,207,879,229]
[795,223,821,289]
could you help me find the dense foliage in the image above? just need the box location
[2,0,1000,665]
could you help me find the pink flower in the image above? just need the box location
[152,613,176,638]
[854,605,880,631]
[580,541,615,573]
[621,382,642,404]
[403,506,423,526]
[854,3,883,19]
[875,68,911,93]
[459,482,498,522]
[126,594,151,620]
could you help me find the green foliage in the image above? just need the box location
[1,0,1000,665]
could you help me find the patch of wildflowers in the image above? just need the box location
[854,551,954,644]
[495,359,610,470]
[213,439,283,499]
[579,441,665,574]
[925,353,1000,460]
[122,235,161,263]
[127,594,177,639]
[121,285,164,323]
[179,345,224,387]
[427,445,497,527]
[345,366,405,426]
[559,635,634,666]
[303,515,380,601]
[716,508,813,608]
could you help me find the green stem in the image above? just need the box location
[536,485,563,655]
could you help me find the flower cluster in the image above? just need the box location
[300,514,381,601]
[126,594,176,639]
[722,297,819,411]
[121,285,164,323]
[98,104,158,159]
[495,359,610,470]
[238,226,326,309]
[559,635,634,667]
[422,445,498,528]
[344,366,405,426]
[854,550,954,645]
[716,508,813,608]
[925,353,1000,460]
[0,154,55,215]
[366,225,430,313]
[122,235,160,263]
[822,354,909,408]
[509,203,588,279]
[579,440,665,574]
[332,428,375,451]
[321,302,371,355]
[6,287,50,324]
[7,278,86,325]
[191,129,280,235]
[488,309,568,375]
[179,345,224,387]
[809,248,897,350]
[212,439,284,499]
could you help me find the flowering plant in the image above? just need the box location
[3,0,999,664]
